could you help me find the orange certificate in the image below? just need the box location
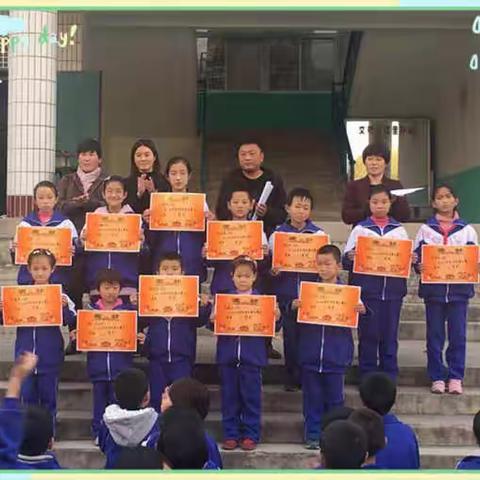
[421,245,480,284]
[214,294,275,337]
[149,192,206,231]
[85,213,142,252]
[15,226,73,266]
[207,221,264,261]
[353,236,413,278]
[76,310,137,352]
[2,284,63,327]
[297,282,361,328]
[139,275,199,317]
[272,232,330,273]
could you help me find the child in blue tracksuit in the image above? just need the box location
[81,175,145,302]
[292,244,363,450]
[359,372,420,469]
[414,184,478,395]
[0,249,76,420]
[208,183,269,295]
[269,187,325,391]
[0,352,62,469]
[13,180,78,288]
[139,252,211,411]
[343,185,410,380]
[82,268,137,440]
[99,368,159,469]
[210,255,280,451]
[457,410,480,469]
[147,157,207,282]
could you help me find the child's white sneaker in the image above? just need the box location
[431,380,445,394]
[448,379,463,395]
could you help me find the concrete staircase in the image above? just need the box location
[1,219,480,469]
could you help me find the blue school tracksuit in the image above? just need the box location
[414,216,478,382]
[0,397,61,469]
[150,230,207,283]
[269,219,324,385]
[83,205,146,299]
[375,413,420,469]
[343,217,409,380]
[298,278,354,443]
[0,290,76,419]
[16,210,78,287]
[86,300,136,437]
[457,455,480,470]
[142,303,211,411]
[210,289,266,443]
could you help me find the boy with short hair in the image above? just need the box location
[349,408,386,468]
[359,372,420,469]
[457,411,480,469]
[161,377,222,468]
[293,244,364,450]
[0,352,61,469]
[99,368,159,469]
[320,420,367,469]
[270,187,326,391]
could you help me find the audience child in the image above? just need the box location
[359,372,420,469]
[0,249,76,420]
[113,446,164,470]
[270,187,325,391]
[99,368,159,469]
[321,406,354,431]
[210,255,280,451]
[414,185,478,395]
[343,185,410,380]
[83,268,138,441]
[160,377,222,468]
[456,410,480,469]
[349,408,386,468]
[319,420,368,469]
[0,352,62,469]
[292,244,363,450]
[138,252,211,411]
[81,175,145,302]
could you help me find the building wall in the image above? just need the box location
[83,26,201,189]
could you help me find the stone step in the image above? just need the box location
[51,441,473,470]
[3,383,479,416]
[54,409,475,447]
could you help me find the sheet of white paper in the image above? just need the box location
[390,187,425,197]
[251,181,274,220]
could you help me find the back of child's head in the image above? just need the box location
[232,255,257,275]
[320,420,367,469]
[368,184,392,201]
[20,406,53,456]
[103,175,127,193]
[157,407,208,469]
[286,187,314,208]
[95,268,122,290]
[165,156,192,176]
[168,378,210,420]
[33,181,57,198]
[362,143,390,164]
[115,368,149,410]
[359,372,396,415]
[77,138,102,157]
[317,244,341,264]
[113,446,164,469]
[349,408,386,458]
[473,410,480,446]
[27,248,56,269]
[321,406,354,431]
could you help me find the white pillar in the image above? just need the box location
[7,10,57,217]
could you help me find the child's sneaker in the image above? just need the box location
[305,439,320,450]
[240,438,257,451]
[448,379,463,395]
[431,380,445,394]
[221,439,238,450]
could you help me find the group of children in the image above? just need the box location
[1,137,479,469]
